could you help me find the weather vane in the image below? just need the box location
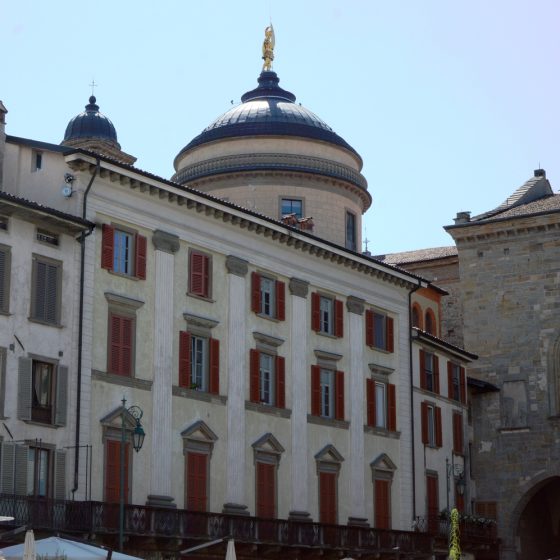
[262,24,275,71]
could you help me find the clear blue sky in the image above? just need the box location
[3,1,559,254]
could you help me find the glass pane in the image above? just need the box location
[33,362,52,406]
[320,370,333,417]
[281,199,302,219]
[191,336,207,390]
[425,353,434,392]
[320,297,332,334]
[259,353,274,405]
[374,313,386,348]
[260,277,275,316]
[428,407,435,445]
[346,212,356,250]
[114,230,132,274]
[376,382,386,428]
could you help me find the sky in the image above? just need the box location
[2,0,560,255]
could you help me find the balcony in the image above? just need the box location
[0,495,433,558]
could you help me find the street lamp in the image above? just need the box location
[445,457,465,512]
[119,397,145,551]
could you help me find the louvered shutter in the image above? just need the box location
[435,407,443,447]
[109,314,121,374]
[17,357,32,421]
[319,472,337,524]
[334,300,344,338]
[276,281,285,321]
[386,316,394,353]
[178,331,192,387]
[55,365,68,426]
[453,412,463,454]
[375,479,390,529]
[209,338,220,394]
[447,362,453,399]
[460,367,466,404]
[105,440,129,503]
[365,309,374,347]
[419,350,426,389]
[250,349,260,403]
[121,317,133,376]
[311,365,321,416]
[421,402,429,444]
[427,475,439,532]
[276,355,285,408]
[54,450,66,500]
[45,262,59,324]
[251,272,261,313]
[311,292,320,332]
[101,224,115,270]
[14,444,28,496]
[433,355,440,394]
[387,383,397,432]
[190,252,208,297]
[366,378,375,427]
[256,462,276,519]
[32,259,45,321]
[0,248,8,313]
[187,452,208,511]
[0,442,15,493]
[135,234,147,280]
[335,370,344,420]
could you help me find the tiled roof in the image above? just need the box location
[375,246,458,265]
[473,193,560,221]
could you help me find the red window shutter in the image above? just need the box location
[105,440,129,504]
[453,412,463,454]
[335,370,344,420]
[187,452,208,512]
[251,272,261,313]
[101,224,114,270]
[179,331,192,388]
[419,350,426,389]
[334,299,344,338]
[435,406,443,447]
[311,365,321,416]
[447,362,453,399]
[276,280,286,321]
[311,292,320,332]
[455,491,465,513]
[366,378,375,427]
[319,471,337,524]
[365,309,374,347]
[387,383,397,432]
[276,355,285,408]
[109,314,133,376]
[209,338,220,395]
[427,475,439,531]
[190,252,209,297]
[375,479,390,529]
[386,316,394,353]
[135,234,147,280]
[250,349,260,403]
[460,367,466,404]
[433,355,440,394]
[121,317,133,376]
[256,462,276,519]
[421,402,429,444]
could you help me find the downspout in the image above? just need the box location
[72,158,100,497]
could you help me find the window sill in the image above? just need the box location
[25,419,58,429]
[368,346,391,354]
[245,401,291,418]
[173,385,227,405]
[255,313,281,323]
[28,317,63,329]
[314,331,339,340]
[307,414,349,429]
[92,370,152,391]
[363,425,400,439]
[187,292,215,303]
[0,310,11,317]
[106,269,139,281]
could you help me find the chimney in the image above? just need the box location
[0,101,7,190]
[454,211,471,225]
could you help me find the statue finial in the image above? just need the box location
[262,24,275,72]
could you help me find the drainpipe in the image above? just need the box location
[72,157,100,497]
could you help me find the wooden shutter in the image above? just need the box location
[366,378,375,427]
[179,331,192,388]
[447,362,453,399]
[209,338,220,395]
[435,406,443,447]
[276,280,285,321]
[387,383,396,432]
[17,357,32,421]
[109,314,133,376]
[0,248,7,313]
[187,452,208,511]
[251,272,261,313]
[54,450,66,500]
[334,299,344,338]
[14,445,28,496]
[190,251,209,297]
[319,471,337,524]
[460,367,466,404]
[276,355,285,408]
[365,309,374,347]
[427,475,439,531]
[421,402,429,444]
[311,365,321,416]
[105,440,129,504]
[256,462,276,519]
[419,350,427,389]
[335,370,345,420]
[101,224,114,270]
[375,479,391,529]
[250,349,260,403]
[121,316,133,376]
[455,490,465,513]
[433,355,440,394]
[386,316,394,353]
[453,412,463,454]
[311,292,320,332]
[135,234,147,280]
[54,365,68,426]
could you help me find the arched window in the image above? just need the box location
[412,304,422,329]
[425,309,436,336]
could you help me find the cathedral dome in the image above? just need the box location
[63,96,119,145]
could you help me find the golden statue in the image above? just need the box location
[262,24,275,71]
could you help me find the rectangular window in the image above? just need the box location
[420,350,439,393]
[101,224,147,280]
[27,447,50,497]
[36,229,59,247]
[189,250,211,298]
[312,293,343,337]
[113,230,134,275]
[32,360,54,424]
[375,381,387,428]
[191,335,208,391]
[0,217,8,231]
[345,211,356,251]
[30,256,61,325]
[259,353,275,405]
[427,405,435,446]
[320,297,333,335]
[453,412,464,454]
[108,313,134,376]
[421,402,442,447]
[178,331,220,394]
[448,362,466,404]
[251,273,285,320]
[311,366,344,420]
[281,198,303,219]
[373,312,386,349]
[424,353,434,392]
[320,369,334,418]
[186,451,208,512]
[0,245,11,314]
[260,277,275,317]
[366,379,396,431]
[32,151,43,172]
[365,309,394,352]
[250,350,285,408]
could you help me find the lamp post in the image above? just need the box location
[119,397,145,552]
[445,457,465,512]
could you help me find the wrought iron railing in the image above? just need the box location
[414,515,497,543]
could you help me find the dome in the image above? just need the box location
[63,96,119,145]
[175,72,361,163]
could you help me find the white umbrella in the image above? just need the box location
[225,539,236,560]
[22,531,35,560]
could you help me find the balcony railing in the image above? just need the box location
[414,515,497,543]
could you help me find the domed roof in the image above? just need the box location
[176,72,360,162]
[63,96,119,145]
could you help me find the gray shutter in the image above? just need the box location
[0,248,5,312]
[33,260,46,321]
[55,365,68,426]
[14,444,28,496]
[0,442,15,494]
[54,450,66,500]
[45,263,59,324]
[17,357,32,421]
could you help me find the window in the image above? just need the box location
[108,313,134,376]
[101,224,147,279]
[453,412,464,455]
[250,350,285,407]
[448,362,466,404]
[17,357,68,426]
[0,216,8,231]
[365,309,394,352]
[256,461,276,518]
[421,402,442,447]
[366,379,396,431]
[30,255,62,325]
[251,272,285,320]
[426,473,439,533]
[425,308,436,335]
[412,303,422,329]
[420,349,440,393]
[32,150,43,172]
[371,454,396,530]
[36,229,59,247]
[311,293,343,337]
[188,250,211,298]
[0,244,11,314]
[28,447,50,497]
[179,331,220,394]
[186,452,208,511]
[281,198,303,219]
[345,211,356,251]
[104,439,129,503]
[311,366,344,420]
[315,445,343,526]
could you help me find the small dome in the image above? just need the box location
[63,96,119,145]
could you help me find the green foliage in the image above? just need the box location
[449,507,461,560]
